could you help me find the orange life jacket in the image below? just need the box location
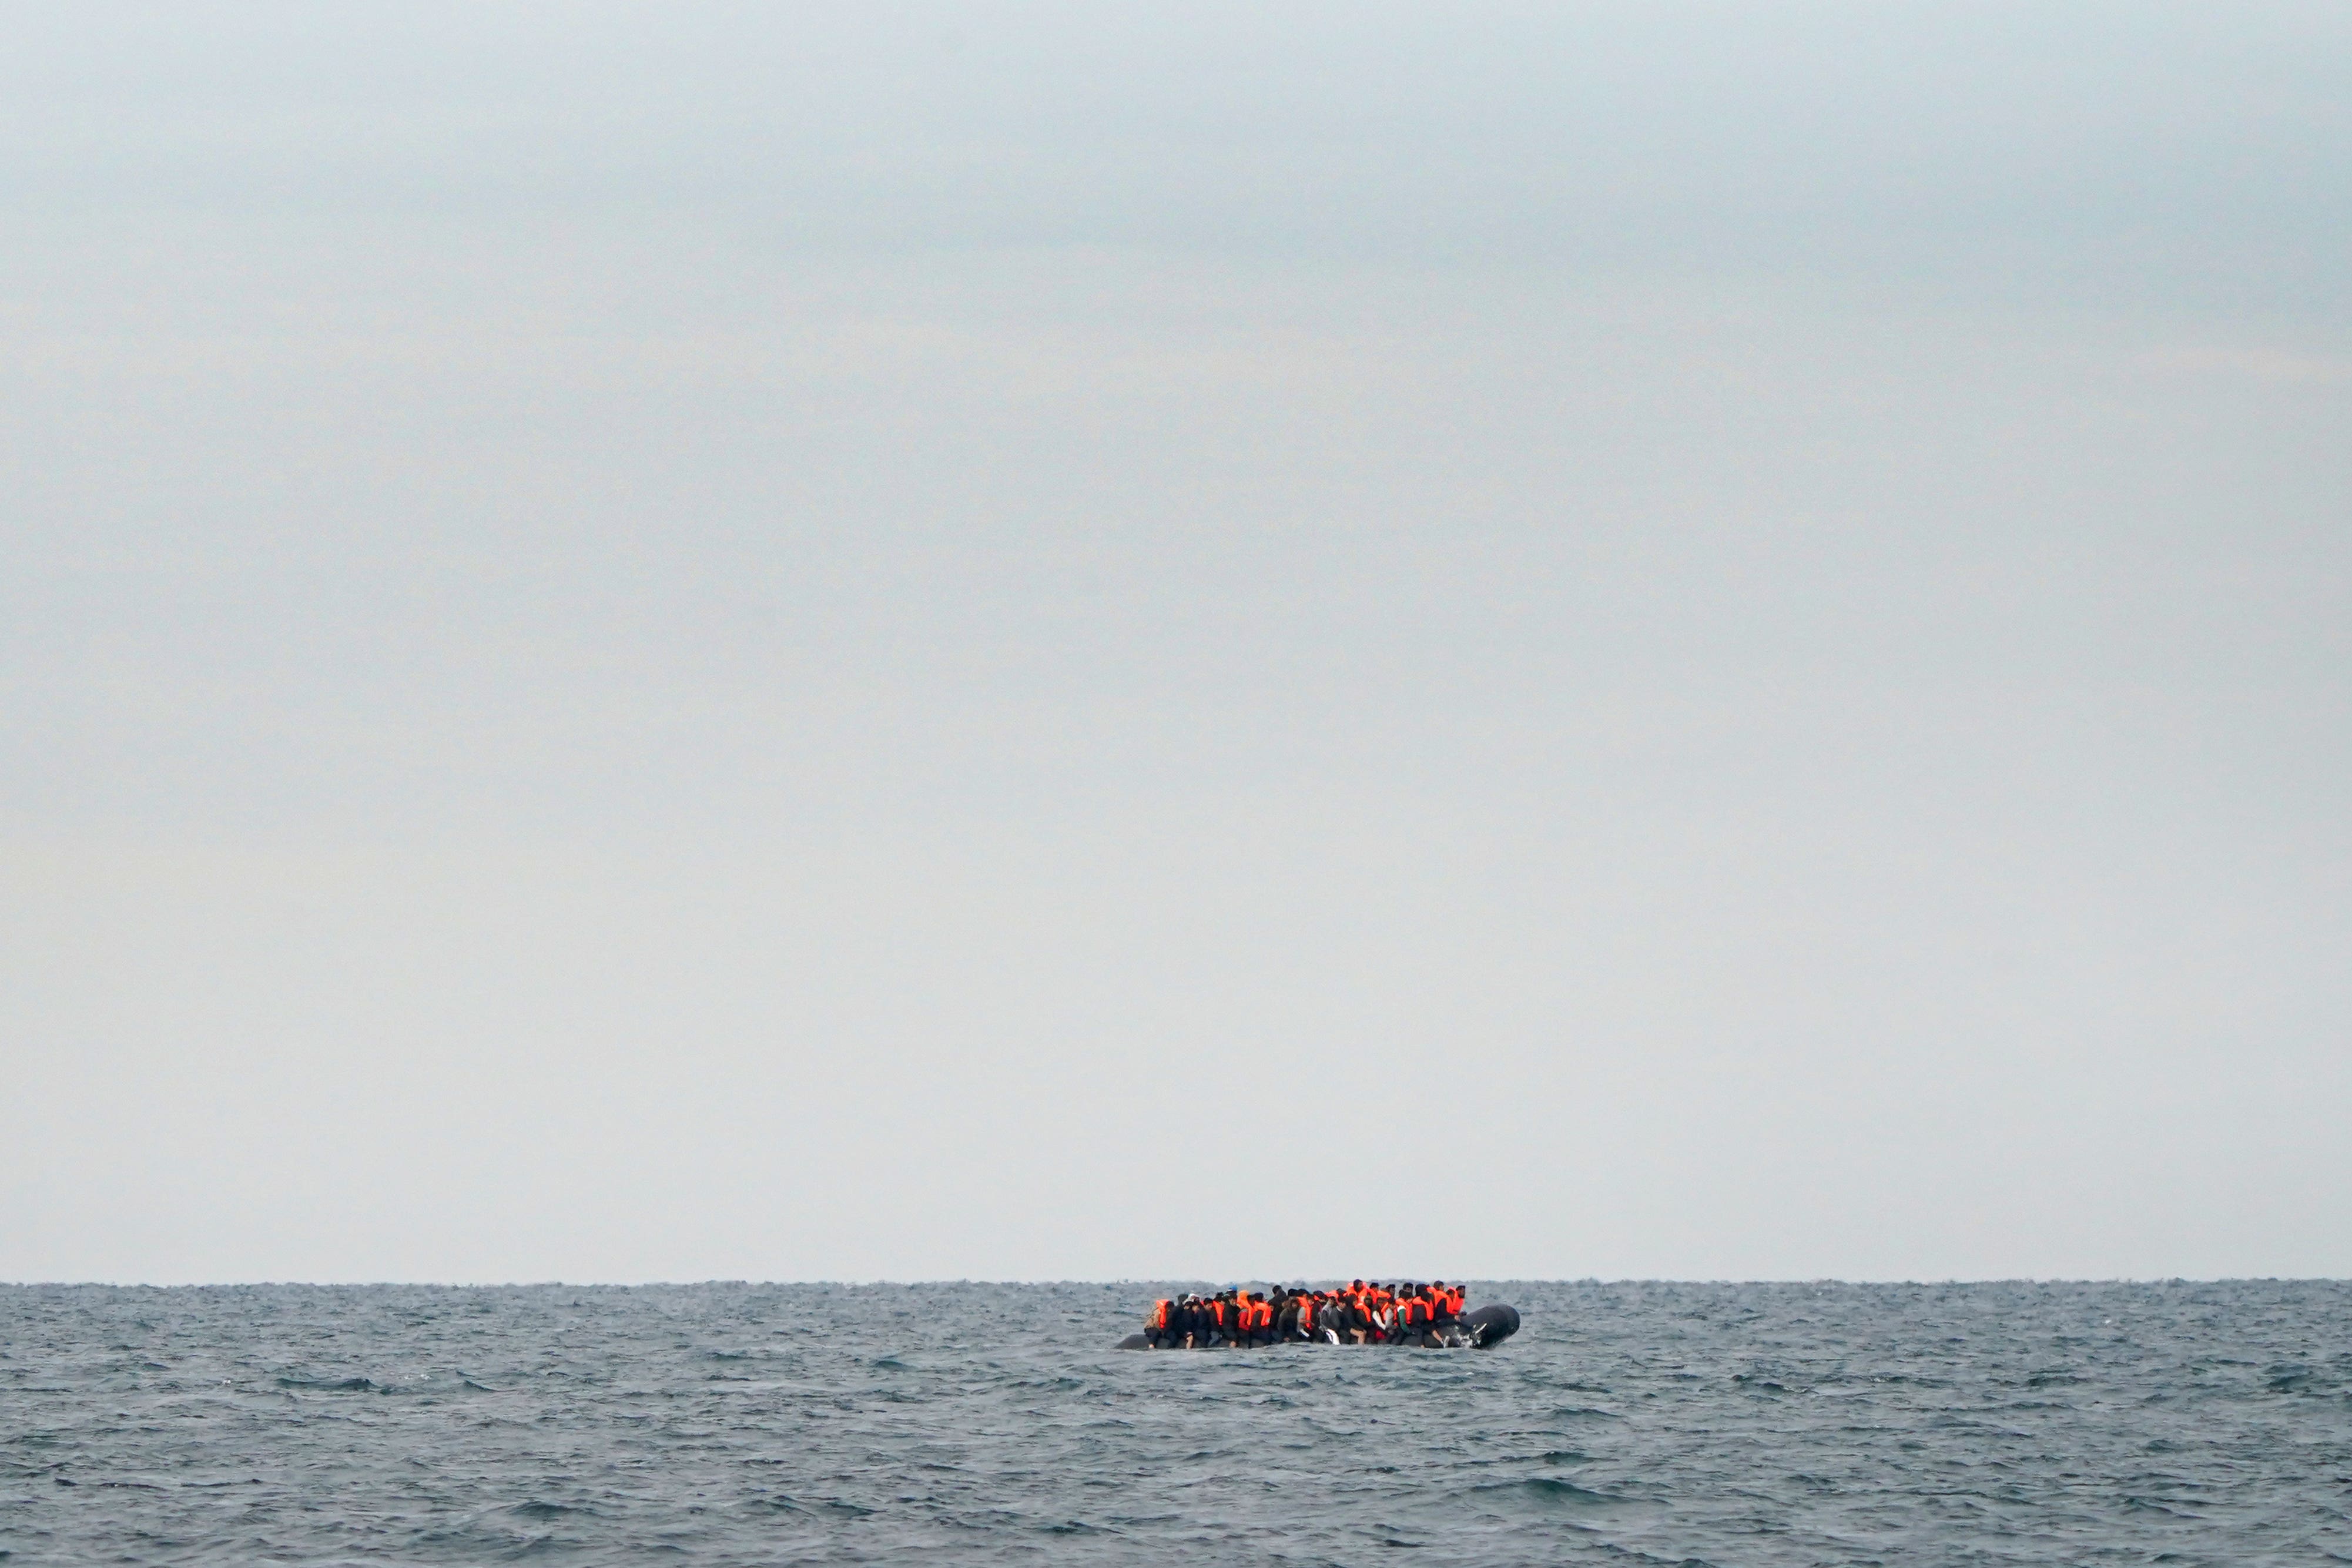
[1151,1299,1170,1331]
[1298,1297,1315,1332]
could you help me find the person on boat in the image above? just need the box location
[1175,1294,1207,1348]
[1397,1287,1433,1344]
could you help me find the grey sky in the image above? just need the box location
[5,2,2348,1284]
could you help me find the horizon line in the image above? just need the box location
[5,1275,2344,1289]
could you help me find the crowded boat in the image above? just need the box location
[1116,1281,1519,1349]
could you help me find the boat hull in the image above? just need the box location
[1115,1302,1520,1349]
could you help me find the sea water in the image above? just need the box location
[4,1279,2346,1564]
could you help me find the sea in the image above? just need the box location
[3,1279,2346,1565]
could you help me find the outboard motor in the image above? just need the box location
[1458,1304,1520,1348]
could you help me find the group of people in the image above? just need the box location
[1141,1281,1469,1349]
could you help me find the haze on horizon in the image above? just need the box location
[5,1,2348,1286]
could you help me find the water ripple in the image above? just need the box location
[4,1281,2350,1563]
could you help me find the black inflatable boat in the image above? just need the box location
[1115,1302,1519,1351]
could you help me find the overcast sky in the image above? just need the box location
[5,2,2348,1284]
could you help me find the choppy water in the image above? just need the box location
[4,1280,2348,1564]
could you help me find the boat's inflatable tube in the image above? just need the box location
[1114,1304,1522,1350]
[1459,1304,1519,1346]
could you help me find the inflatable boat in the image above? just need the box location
[1115,1303,1519,1351]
